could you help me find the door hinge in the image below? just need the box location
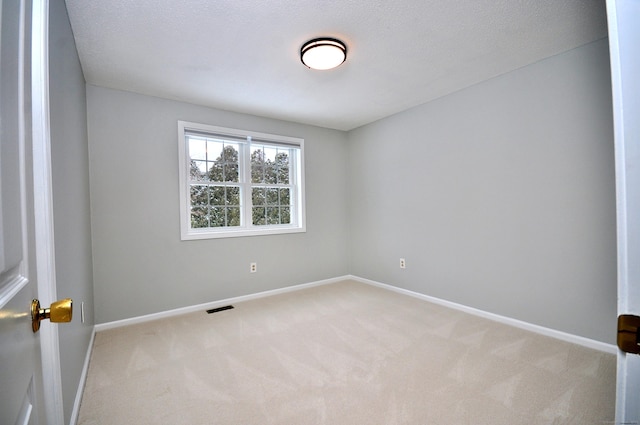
[618,314,640,355]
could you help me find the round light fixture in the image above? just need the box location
[300,38,347,70]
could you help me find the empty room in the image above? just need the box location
[2,0,638,424]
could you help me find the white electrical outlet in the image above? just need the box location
[250,262,257,273]
[400,258,406,269]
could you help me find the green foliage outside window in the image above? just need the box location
[189,141,292,229]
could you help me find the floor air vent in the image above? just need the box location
[206,305,234,314]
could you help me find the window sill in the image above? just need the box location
[180,225,306,240]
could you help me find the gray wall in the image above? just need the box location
[348,39,617,344]
[86,39,616,345]
[48,1,95,423]
[86,86,350,323]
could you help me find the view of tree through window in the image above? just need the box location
[188,139,241,228]
[179,122,304,239]
[250,144,291,226]
[186,136,295,229]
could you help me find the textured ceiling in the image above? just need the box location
[65,0,608,131]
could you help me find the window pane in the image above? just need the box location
[190,185,208,206]
[207,141,232,182]
[266,188,279,205]
[226,186,240,206]
[251,146,265,183]
[282,207,291,224]
[223,143,239,161]
[189,138,207,160]
[224,163,239,182]
[210,207,225,227]
[279,188,290,206]
[189,160,207,181]
[208,162,224,182]
[221,145,239,182]
[227,207,241,226]
[208,186,224,206]
[275,151,290,184]
[266,207,280,224]
[251,166,264,183]
[191,207,208,228]
[263,146,277,161]
[252,187,266,206]
[207,140,223,161]
[252,207,266,225]
[265,163,277,184]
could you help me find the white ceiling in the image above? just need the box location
[65,0,608,131]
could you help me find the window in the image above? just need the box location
[178,121,305,240]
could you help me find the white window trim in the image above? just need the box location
[178,121,306,240]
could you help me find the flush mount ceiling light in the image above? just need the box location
[300,38,347,70]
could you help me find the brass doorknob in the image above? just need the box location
[31,298,73,333]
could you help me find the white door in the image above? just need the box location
[607,0,640,422]
[0,0,46,423]
[0,0,63,424]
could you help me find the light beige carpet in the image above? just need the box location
[78,280,615,424]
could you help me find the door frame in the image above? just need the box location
[31,0,64,423]
[607,0,640,422]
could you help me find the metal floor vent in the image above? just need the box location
[206,305,234,314]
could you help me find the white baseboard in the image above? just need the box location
[69,327,95,425]
[95,275,350,332]
[93,274,616,355]
[348,275,617,354]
